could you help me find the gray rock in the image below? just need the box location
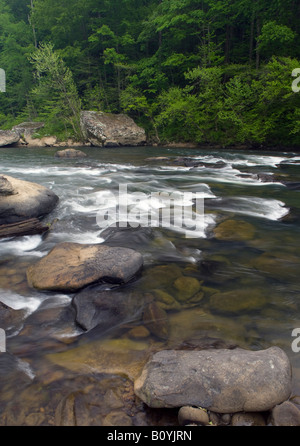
[0,130,20,147]
[12,122,44,136]
[231,412,266,426]
[80,111,146,147]
[0,175,59,225]
[178,406,210,426]
[27,242,144,292]
[0,353,33,406]
[270,401,300,426]
[55,148,87,158]
[142,301,169,340]
[0,176,16,196]
[0,301,26,335]
[134,347,292,413]
[73,286,143,332]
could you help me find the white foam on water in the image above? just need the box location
[192,153,288,168]
[0,235,44,257]
[211,196,289,221]
[16,358,36,380]
[0,290,41,315]
[231,155,287,168]
[53,230,104,244]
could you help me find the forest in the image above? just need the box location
[0,0,300,147]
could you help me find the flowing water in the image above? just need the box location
[0,145,300,426]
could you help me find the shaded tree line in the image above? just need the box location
[0,0,299,146]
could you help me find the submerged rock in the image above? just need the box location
[142,301,169,340]
[55,149,87,159]
[0,175,59,225]
[173,276,202,302]
[80,111,146,147]
[213,219,255,241]
[209,288,267,313]
[100,224,154,248]
[141,264,183,290]
[0,301,26,335]
[73,285,143,332]
[251,251,300,281]
[171,157,227,169]
[134,347,292,413]
[27,242,144,292]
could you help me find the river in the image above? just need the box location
[0,145,300,426]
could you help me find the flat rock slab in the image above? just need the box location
[134,347,292,413]
[0,175,59,225]
[27,242,144,292]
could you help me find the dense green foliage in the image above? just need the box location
[0,0,299,146]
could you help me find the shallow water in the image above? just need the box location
[0,145,300,426]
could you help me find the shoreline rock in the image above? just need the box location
[80,111,146,147]
[0,130,20,147]
[12,122,45,137]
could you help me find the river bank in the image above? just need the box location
[11,137,300,154]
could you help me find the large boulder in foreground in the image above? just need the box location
[80,111,146,147]
[27,242,144,292]
[0,130,20,147]
[0,175,59,225]
[134,347,292,413]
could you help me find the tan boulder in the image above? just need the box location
[27,242,144,292]
[0,175,59,224]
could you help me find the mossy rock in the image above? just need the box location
[143,301,169,340]
[186,290,205,304]
[152,289,181,311]
[209,289,267,313]
[141,264,183,290]
[251,252,300,280]
[213,219,255,241]
[173,276,202,302]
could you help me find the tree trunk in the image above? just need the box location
[256,17,261,70]
[0,218,49,239]
[29,0,38,48]
[249,9,255,64]
[225,24,231,64]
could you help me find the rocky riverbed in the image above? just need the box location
[0,147,300,426]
